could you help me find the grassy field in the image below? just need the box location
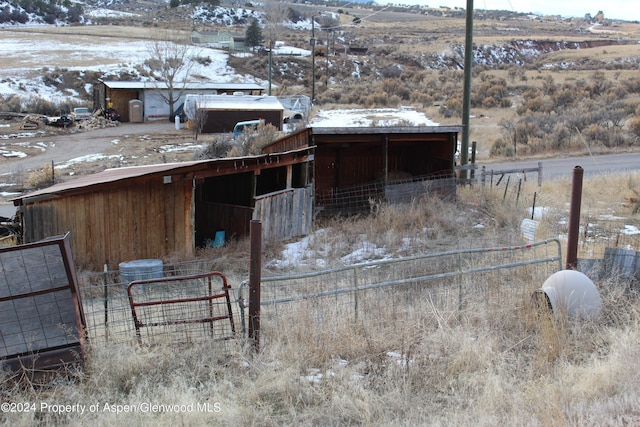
[3,172,640,426]
[2,7,640,425]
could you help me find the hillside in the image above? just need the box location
[1,0,640,160]
[3,3,640,425]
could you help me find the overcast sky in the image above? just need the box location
[376,0,639,22]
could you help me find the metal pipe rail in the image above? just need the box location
[237,239,562,335]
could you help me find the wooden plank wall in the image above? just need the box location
[253,187,313,243]
[201,202,253,243]
[22,176,191,271]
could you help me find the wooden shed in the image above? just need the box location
[94,81,265,122]
[264,126,462,216]
[195,94,285,134]
[14,148,313,271]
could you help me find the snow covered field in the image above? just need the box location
[0,28,435,126]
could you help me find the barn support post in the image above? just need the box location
[566,166,584,270]
[248,220,262,352]
[382,136,389,185]
[286,164,293,189]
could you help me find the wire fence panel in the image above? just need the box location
[316,173,456,217]
[240,239,562,347]
[78,262,242,353]
[78,240,561,353]
[127,272,235,346]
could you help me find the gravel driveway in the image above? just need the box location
[0,120,186,217]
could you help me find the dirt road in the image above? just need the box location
[0,121,180,176]
[0,120,198,217]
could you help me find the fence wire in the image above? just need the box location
[316,173,456,217]
[77,240,561,351]
[78,261,242,353]
[239,239,562,347]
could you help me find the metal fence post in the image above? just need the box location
[457,252,463,317]
[353,266,359,323]
[103,263,109,342]
[566,166,584,270]
[249,220,262,352]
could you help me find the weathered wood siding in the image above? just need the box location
[253,187,313,243]
[261,128,312,154]
[22,176,192,270]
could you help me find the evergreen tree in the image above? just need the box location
[245,18,264,51]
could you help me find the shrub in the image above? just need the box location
[550,88,577,110]
[490,138,514,157]
[630,117,640,138]
[517,89,544,115]
[23,97,59,116]
[379,65,402,79]
[442,94,462,117]
[582,123,609,146]
[191,55,212,66]
[0,94,23,113]
[193,139,233,160]
[381,78,411,101]
[548,122,573,149]
[26,163,54,189]
[473,76,509,109]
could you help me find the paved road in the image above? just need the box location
[475,152,640,182]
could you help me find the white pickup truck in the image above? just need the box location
[70,107,93,121]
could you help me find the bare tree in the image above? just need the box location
[263,0,289,48]
[193,94,210,140]
[146,33,195,120]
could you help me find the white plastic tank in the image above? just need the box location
[119,259,164,284]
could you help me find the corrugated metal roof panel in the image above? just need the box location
[18,160,209,200]
[310,126,463,135]
[16,147,313,202]
[196,95,285,111]
[100,81,264,91]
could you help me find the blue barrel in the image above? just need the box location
[212,230,225,247]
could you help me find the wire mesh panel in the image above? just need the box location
[316,173,456,217]
[78,261,243,350]
[249,239,563,346]
[0,233,87,377]
[127,272,235,346]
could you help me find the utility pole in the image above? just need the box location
[461,0,474,179]
[311,17,316,104]
[268,39,273,96]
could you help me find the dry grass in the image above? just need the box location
[26,163,55,189]
[3,9,640,423]
[2,26,190,41]
[4,280,640,426]
[4,173,640,425]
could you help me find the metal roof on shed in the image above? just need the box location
[196,95,285,111]
[100,81,264,91]
[15,147,311,203]
[310,126,463,135]
[16,161,209,201]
